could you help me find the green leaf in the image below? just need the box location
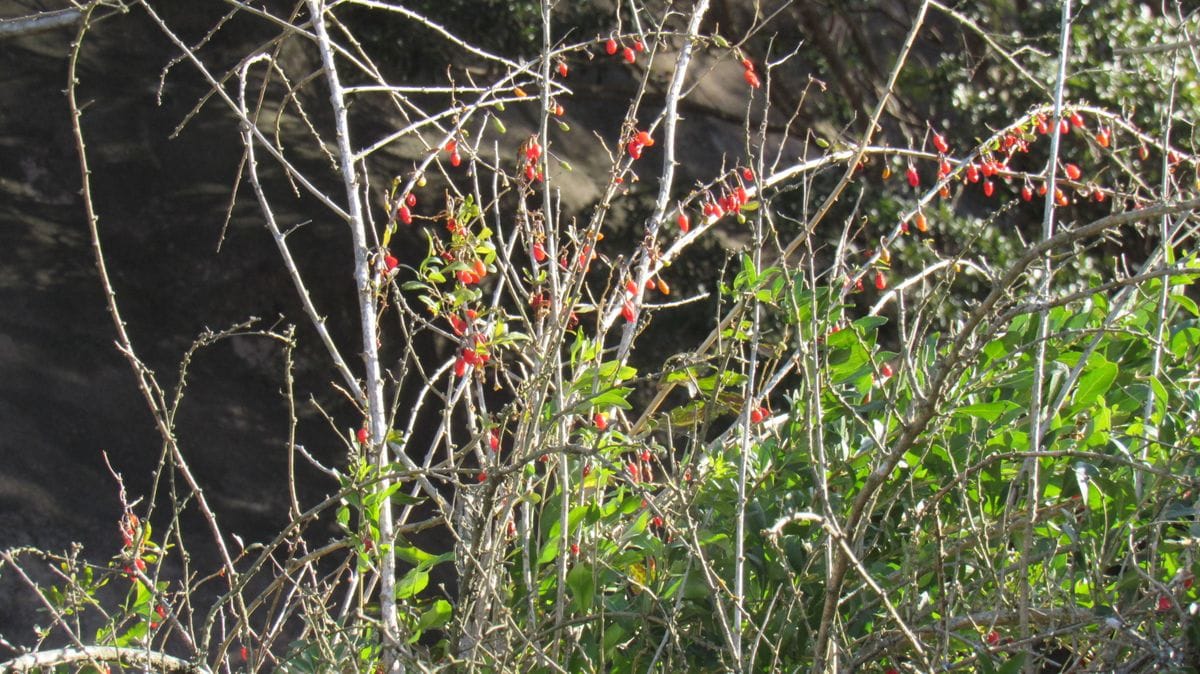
[537,539,559,566]
[1073,360,1118,409]
[396,568,429,599]
[567,563,595,612]
[955,401,1021,422]
[415,599,452,632]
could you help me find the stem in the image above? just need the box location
[303,0,400,667]
[1023,1,1071,665]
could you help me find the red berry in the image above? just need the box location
[449,314,466,335]
[627,141,643,159]
[553,103,565,117]
[740,57,754,72]
[1093,188,1105,202]
[677,212,690,233]
[454,356,468,377]
[1096,127,1111,148]
[557,61,569,77]
[880,363,894,378]
[743,69,761,89]
[932,132,949,154]
[634,130,654,147]
[357,427,369,444]
[742,167,755,182]
[240,646,249,662]
[874,270,887,290]
[405,193,417,207]
[1057,118,1069,135]
[750,406,767,424]
[625,279,638,294]
[1069,111,1085,128]
[1139,145,1150,161]
[985,630,1000,646]
[905,165,919,188]
[445,139,457,154]
[489,429,500,451]
[1157,595,1172,612]
[983,179,995,197]
[640,449,652,462]
[473,258,487,278]
[526,141,543,162]
[914,212,928,233]
[1021,185,1033,201]
[570,543,580,555]
[1064,163,1082,180]
[981,160,997,177]
[398,204,412,225]
[450,151,461,167]
[938,159,951,177]
[965,164,980,183]
[622,46,635,63]
[383,254,399,273]
[651,515,664,529]
[621,300,635,323]
[633,39,645,52]
[605,38,618,55]
[1169,150,1182,165]
[477,471,487,483]
[1036,116,1050,135]
[532,241,547,262]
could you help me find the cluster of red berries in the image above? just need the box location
[741,57,761,89]
[444,138,461,168]
[522,137,545,182]
[604,34,645,64]
[455,343,491,377]
[627,129,654,160]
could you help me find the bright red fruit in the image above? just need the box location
[640,449,652,462]
[1158,595,1172,612]
[1093,188,1105,202]
[357,428,369,444]
[983,179,995,197]
[874,270,887,290]
[593,412,608,430]
[627,141,643,159]
[634,39,645,52]
[625,279,638,294]
[677,212,690,233]
[398,204,412,225]
[634,130,654,147]
[622,46,635,63]
[1059,118,1070,135]
[932,132,949,154]
[1096,127,1111,148]
[985,630,1000,646]
[477,471,487,483]
[1064,163,1082,180]
[906,165,919,188]
[651,515,664,529]
[532,241,547,262]
[557,61,568,77]
[1036,116,1050,135]
[570,543,580,556]
[383,254,399,272]
[450,151,461,167]
[621,300,635,322]
[743,69,761,89]
[1139,145,1150,161]
[605,38,618,55]
[489,429,500,451]
[405,193,417,207]
[1069,111,1085,128]
[742,167,755,182]
[445,139,457,153]
[880,363,894,378]
[750,406,767,424]
[1021,185,1033,201]
[966,164,980,183]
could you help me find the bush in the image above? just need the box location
[2,1,1198,672]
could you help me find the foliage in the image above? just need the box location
[2,1,1198,673]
